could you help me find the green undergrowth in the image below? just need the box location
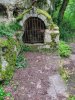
[0,21,22,37]
[68,95,75,100]
[16,53,27,69]
[0,86,11,100]
[59,66,70,82]
[21,45,39,52]
[20,44,58,55]
[58,41,71,57]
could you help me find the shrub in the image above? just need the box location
[8,21,22,31]
[58,41,71,57]
[16,53,27,69]
[0,86,11,100]
[0,21,22,37]
[68,95,75,100]
[0,23,13,37]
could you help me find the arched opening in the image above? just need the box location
[22,17,46,44]
[0,4,7,17]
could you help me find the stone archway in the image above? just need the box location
[22,17,46,44]
[18,8,59,46]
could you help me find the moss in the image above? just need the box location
[50,33,58,48]
[37,8,52,20]
[16,8,31,22]
[0,37,20,81]
[16,7,52,23]
[21,44,38,52]
[50,41,57,48]
[50,23,56,30]
[51,33,57,39]
[0,38,8,47]
[58,41,71,57]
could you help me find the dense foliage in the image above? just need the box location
[16,53,27,69]
[0,22,22,37]
[53,0,75,42]
[58,41,71,57]
[0,86,11,100]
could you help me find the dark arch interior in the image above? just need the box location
[13,6,19,17]
[13,5,24,17]
[0,4,7,17]
[22,17,46,44]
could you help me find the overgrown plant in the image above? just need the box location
[59,66,69,82]
[16,53,27,69]
[68,95,75,100]
[0,86,11,100]
[58,41,71,57]
[0,21,22,37]
[21,45,38,52]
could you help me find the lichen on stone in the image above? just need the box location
[16,8,31,21]
[36,8,52,20]
[0,37,20,81]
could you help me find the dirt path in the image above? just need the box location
[5,52,68,100]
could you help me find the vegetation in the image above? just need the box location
[0,86,11,100]
[58,41,71,57]
[0,0,75,99]
[68,95,75,100]
[16,53,27,69]
[0,21,22,37]
[53,0,75,42]
[0,38,19,80]
[59,66,69,82]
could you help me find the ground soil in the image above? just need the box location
[5,52,68,100]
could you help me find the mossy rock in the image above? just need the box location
[36,8,52,21]
[16,8,32,22]
[0,37,20,81]
[16,7,52,23]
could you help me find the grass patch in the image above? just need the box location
[16,8,31,21]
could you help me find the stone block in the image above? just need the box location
[44,29,52,43]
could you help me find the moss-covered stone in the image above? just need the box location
[50,33,58,48]
[16,7,52,23]
[16,8,32,22]
[0,37,20,81]
[36,8,52,20]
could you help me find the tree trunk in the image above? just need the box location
[58,0,69,25]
